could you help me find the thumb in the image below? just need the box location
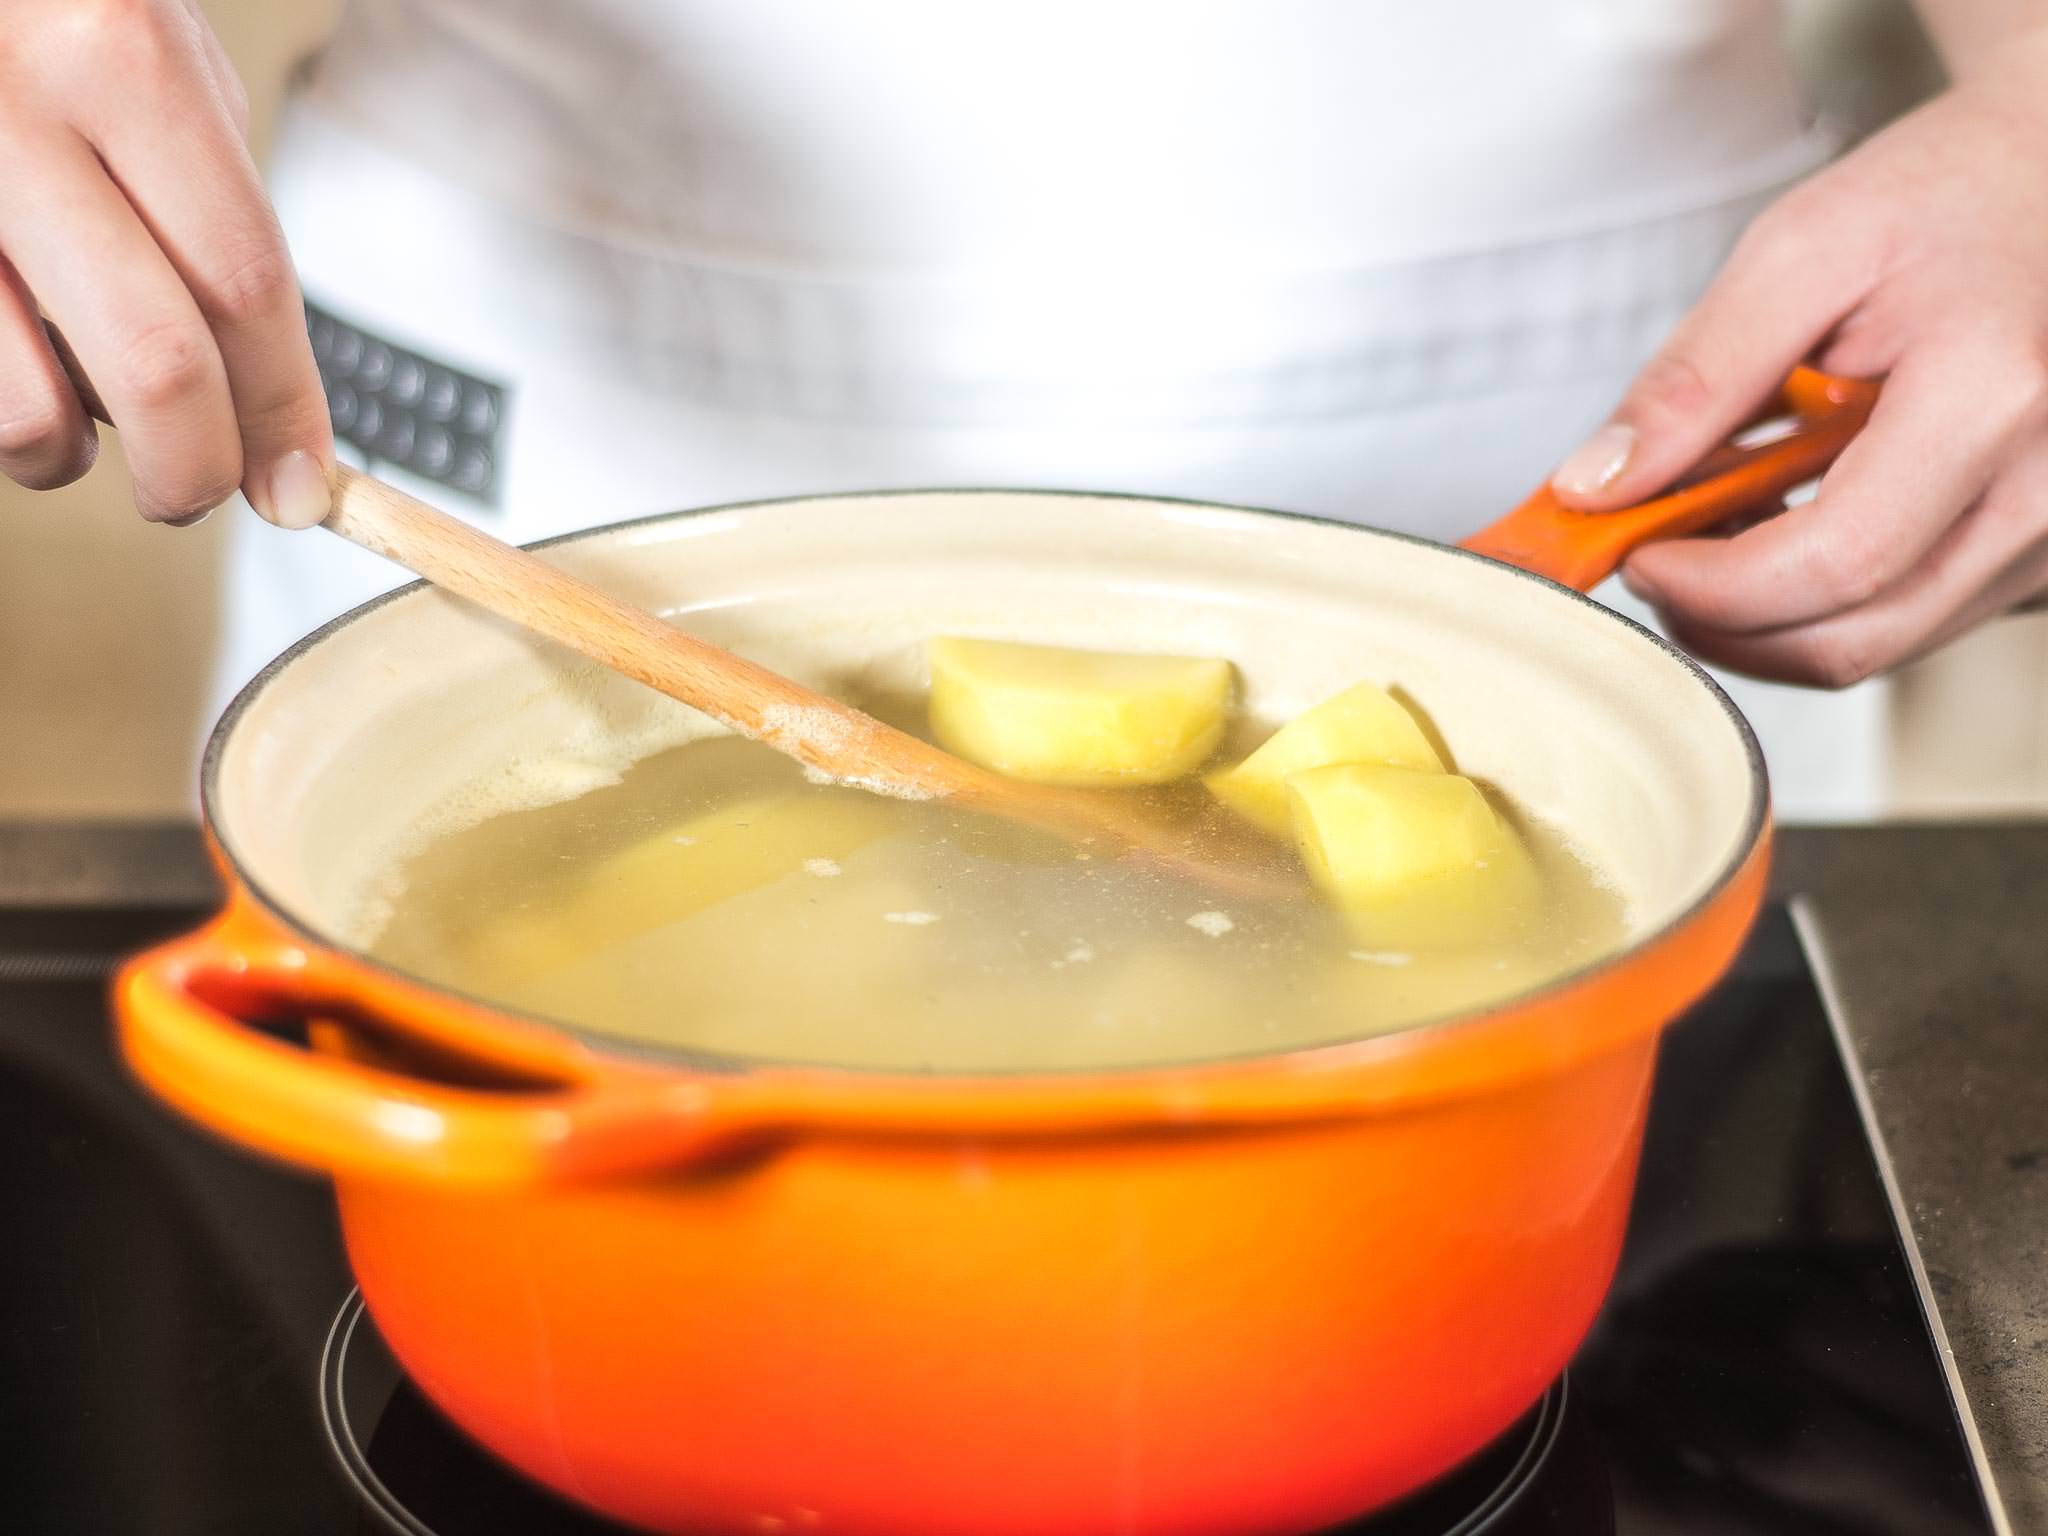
[1550,194,1866,510]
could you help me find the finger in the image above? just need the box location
[0,257,98,489]
[1617,341,2042,632]
[1669,537,2048,687]
[74,6,330,527]
[0,126,242,523]
[39,317,110,423]
[177,0,252,139]
[1552,186,1873,507]
[1658,445,2048,688]
[1912,540,2048,654]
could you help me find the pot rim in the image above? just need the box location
[201,486,1769,1085]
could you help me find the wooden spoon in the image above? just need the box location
[323,467,1292,899]
[43,299,1286,900]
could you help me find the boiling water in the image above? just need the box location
[365,727,1626,1072]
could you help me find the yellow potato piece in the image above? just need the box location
[455,790,896,986]
[1084,943,1261,1061]
[1286,763,1540,949]
[928,637,1234,786]
[531,871,938,1064]
[1309,945,1562,1043]
[1206,682,1443,837]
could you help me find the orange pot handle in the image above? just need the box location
[116,909,736,1187]
[1461,366,1880,592]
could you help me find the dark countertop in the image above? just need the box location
[1773,826,2047,1536]
[3,819,2043,1532]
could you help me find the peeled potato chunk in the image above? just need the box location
[928,637,1234,786]
[1286,763,1540,949]
[1206,681,1443,837]
[456,790,895,985]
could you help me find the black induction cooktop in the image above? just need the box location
[0,902,1999,1535]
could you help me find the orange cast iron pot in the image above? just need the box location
[117,372,1873,1536]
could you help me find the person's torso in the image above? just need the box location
[308,0,1821,270]
[287,0,1830,429]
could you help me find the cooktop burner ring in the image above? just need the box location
[320,1288,1571,1536]
[1431,1380,1567,1536]
[321,1291,436,1536]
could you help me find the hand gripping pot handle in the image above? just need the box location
[117,905,730,1187]
[1462,367,1880,592]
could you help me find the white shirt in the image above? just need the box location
[295,1,1829,424]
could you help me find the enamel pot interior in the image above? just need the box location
[206,489,1766,1069]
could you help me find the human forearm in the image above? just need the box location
[1911,0,2048,77]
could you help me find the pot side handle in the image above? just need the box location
[116,915,733,1187]
[1461,367,1880,593]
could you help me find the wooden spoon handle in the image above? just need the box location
[325,466,977,798]
[40,317,961,800]
[48,312,928,786]
[324,469,1295,901]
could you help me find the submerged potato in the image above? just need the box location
[1285,763,1541,949]
[452,790,895,985]
[928,637,1234,786]
[1206,681,1443,837]
[369,657,1628,1071]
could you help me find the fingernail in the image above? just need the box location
[165,506,214,529]
[260,449,332,530]
[1551,422,1637,498]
